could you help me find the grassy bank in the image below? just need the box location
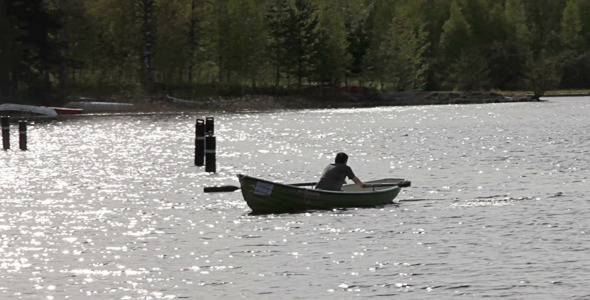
[495,90,590,97]
[52,85,590,113]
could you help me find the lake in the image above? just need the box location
[1,97,588,299]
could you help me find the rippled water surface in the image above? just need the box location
[1,97,589,299]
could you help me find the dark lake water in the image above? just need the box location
[1,97,588,299]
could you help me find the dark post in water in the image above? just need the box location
[195,119,205,166]
[19,120,27,151]
[205,117,214,135]
[1,116,9,150]
[205,135,216,173]
[204,117,216,172]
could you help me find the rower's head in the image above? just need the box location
[335,152,348,164]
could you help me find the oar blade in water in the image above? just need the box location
[204,185,240,193]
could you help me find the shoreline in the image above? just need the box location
[51,90,590,114]
[65,91,544,113]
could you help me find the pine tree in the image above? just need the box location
[313,3,351,86]
[84,0,140,86]
[188,0,200,83]
[408,0,452,90]
[226,0,267,89]
[266,0,291,87]
[559,0,588,88]
[285,0,320,89]
[561,0,584,50]
[342,1,372,85]
[2,0,62,102]
[153,0,190,87]
[439,0,490,90]
[139,0,155,87]
[521,0,565,97]
[440,0,471,62]
[380,15,430,91]
[215,0,231,85]
[363,1,396,90]
[0,0,12,98]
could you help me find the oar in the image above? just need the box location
[365,180,411,188]
[204,181,317,193]
[204,185,240,193]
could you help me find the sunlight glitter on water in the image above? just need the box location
[0,98,589,298]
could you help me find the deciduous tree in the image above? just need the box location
[380,16,429,90]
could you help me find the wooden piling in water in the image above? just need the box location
[205,117,216,172]
[205,117,214,135]
[195,116,216,172]
[19,120,27,151]
[205,135,216,173]
[1,116,9,150]
[195,119,205,166]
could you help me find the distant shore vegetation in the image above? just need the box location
[1,0,590,105]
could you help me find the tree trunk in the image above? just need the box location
[218,54,223,84]
[141,0,155,88]
[58,0,68,94]
[188,0,197,83]
[275,35,280,87]
[298,57,302,90]
[0,11,10,98]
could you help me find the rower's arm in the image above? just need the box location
[352,177,366,188]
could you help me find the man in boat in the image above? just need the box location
[315,152,366,191]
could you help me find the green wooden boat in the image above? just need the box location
[238,174,410,213]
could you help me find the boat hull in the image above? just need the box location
[45,107,84,115]
[238,174,405,213]
[0,103,57,117]
[64,102,134,113]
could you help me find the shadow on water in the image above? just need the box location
[245,203,403,216]
[244,198,455,216]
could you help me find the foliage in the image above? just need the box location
[312,2,351,86]
[341,0,372,83]
[379,13,430,91]
[285,0,320,89]
[1,0,61,102]
[2,0,590,102]
[265,0,291,87]
[523,49,562,98]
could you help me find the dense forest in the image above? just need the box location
[1,0,590,104]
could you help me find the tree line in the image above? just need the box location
[1,0,590,104]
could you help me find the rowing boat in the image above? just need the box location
[44,107,84,115]
[64,102,134,113]
[238,174,410,213]
[0,103,58,117]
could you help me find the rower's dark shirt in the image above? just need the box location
[315,163,356,191]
